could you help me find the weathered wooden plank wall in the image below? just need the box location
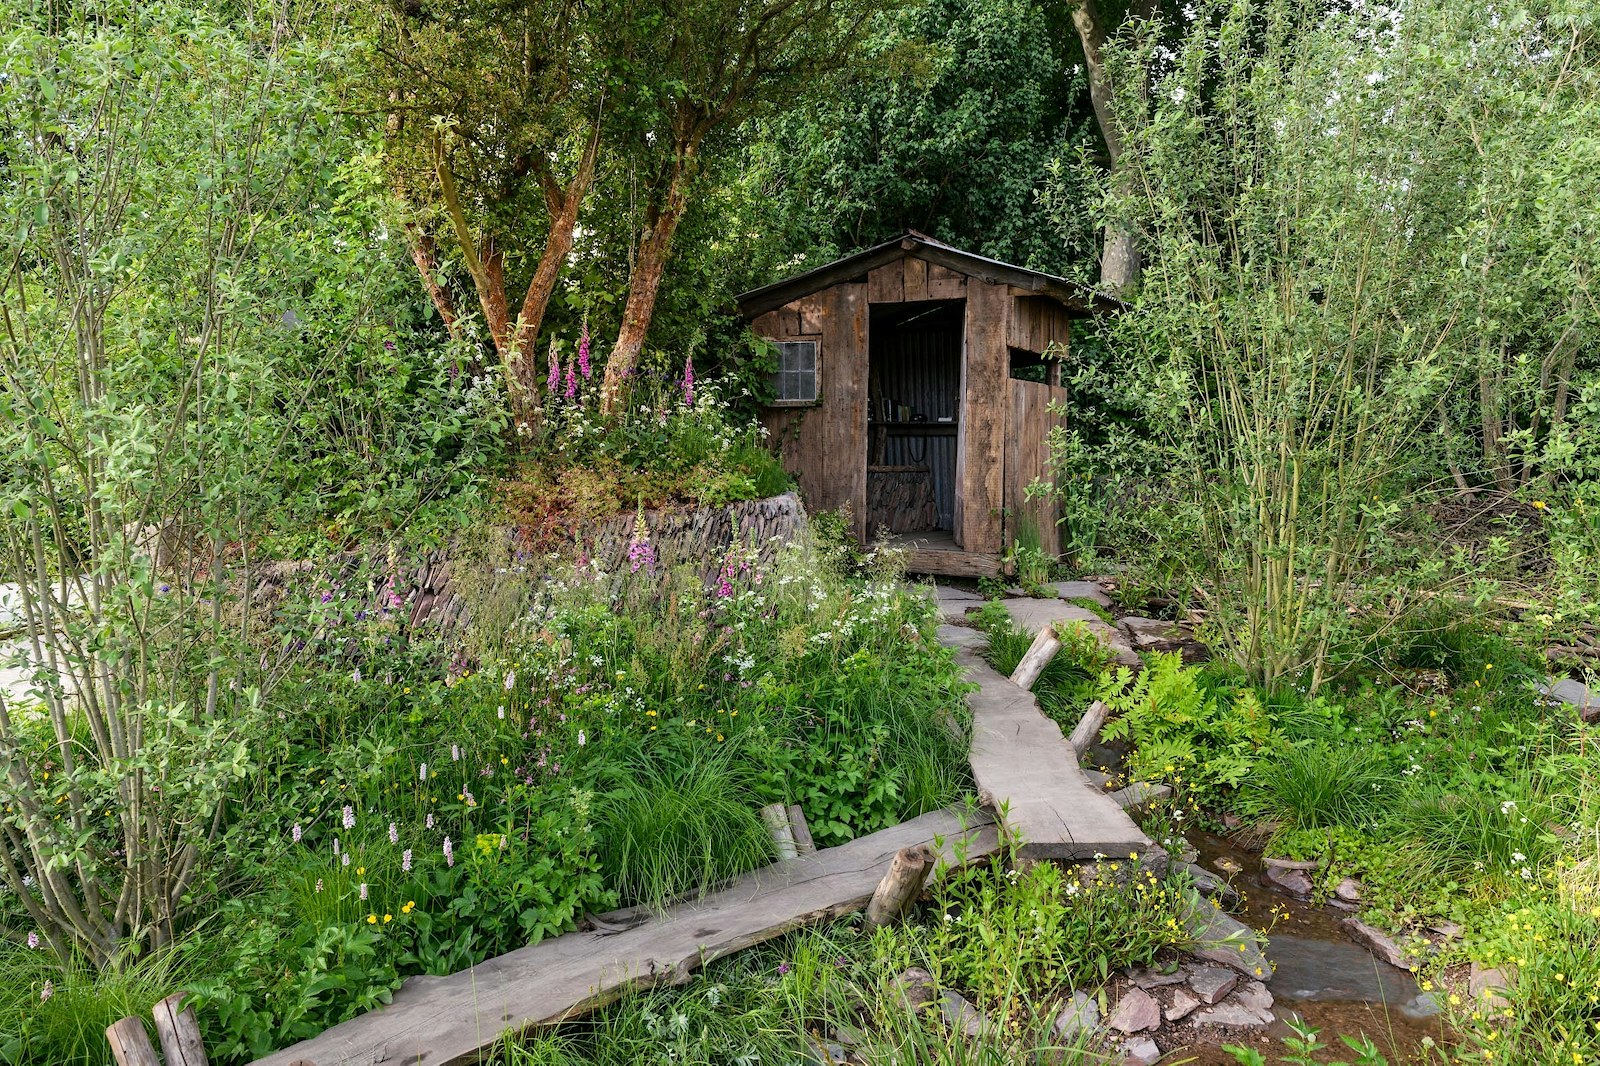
[1008,295,1075,355]
[754,295,825,509]
[955,279,1009,555]
[824,283,869,540]
[1005,379,1068,557]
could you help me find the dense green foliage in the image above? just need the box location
[4,0,1599,1063]
[737,0,1100,277]
[170,538,966,1060]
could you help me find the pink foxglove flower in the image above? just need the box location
[627,507,656,574]
[547,344,561,393]
[683,355,695,406]
[565,362,578,400]
[577,319,592,378]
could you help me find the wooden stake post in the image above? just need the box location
[863,845,935,930]
[1007,623,1062,691]
[106,1018,162,1066]
[760,802,799,861]
[1067,699,1109,757]
[153,993,210,1066]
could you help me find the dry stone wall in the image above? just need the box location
[251,493,808,634]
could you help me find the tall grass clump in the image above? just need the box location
[0,945,197,1065]
[1239,743,1389,832]
[593,749,774,907]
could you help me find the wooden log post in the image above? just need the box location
[1067,700,1109,758]
[760,803,799,861]
[863,845,935,930]
[107,1018,163,1066]
[1008,624,1062,691]
[785,804,816,855]
[153,993,209,1066]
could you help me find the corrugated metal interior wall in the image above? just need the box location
[868,300,964,531]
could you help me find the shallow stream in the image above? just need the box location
[1165,831,1446,1064]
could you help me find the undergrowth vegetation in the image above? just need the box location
[0,531,968,1063]
[493,830,1194,1066]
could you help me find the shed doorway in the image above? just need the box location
[865,300,964,544]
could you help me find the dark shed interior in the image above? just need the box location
[866,301,963,537]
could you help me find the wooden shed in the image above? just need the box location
[737,231,1121,577]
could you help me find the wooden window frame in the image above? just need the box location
[766,337,822,407]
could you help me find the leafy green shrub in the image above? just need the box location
[925,846,1188,1010]
[1100,654,1278,804]
[1238,742,1389,832]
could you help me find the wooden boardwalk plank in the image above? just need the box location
[252,808,997,1066]
[936,624,1153,863]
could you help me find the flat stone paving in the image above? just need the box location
[937,617,1153,862]
[999,597,1143,669]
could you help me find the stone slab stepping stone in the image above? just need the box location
[1341,917,1418,970]
[1053,990,1100,1041]
[1049,580,1113,608]
[911,584,987,625]
[935,624,987,653]
[1540,677,1599,721]
[1180,894,1274,979]
[938,632,1154,862]
[999,598,1142,669]
[1187,965,1239,1005]
[1108,987,1161,1034]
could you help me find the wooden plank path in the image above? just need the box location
[936,622,1154,863]
[253,808,998,1066]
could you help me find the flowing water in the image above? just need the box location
[1161,831,1447,1064]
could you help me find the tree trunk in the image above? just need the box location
[508,124,602,429]
[405,223,461,339]
[602,166,692,415]
[1070,0,1150,294]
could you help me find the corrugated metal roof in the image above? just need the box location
[735,230,1126,318]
